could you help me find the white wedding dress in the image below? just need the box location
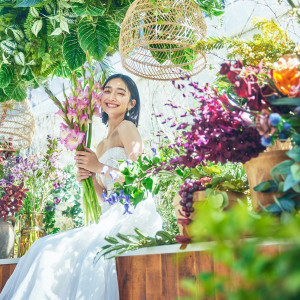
[0,147,162,300]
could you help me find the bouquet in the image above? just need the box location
[46,59,103,224]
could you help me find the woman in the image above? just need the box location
[0,74,162,300]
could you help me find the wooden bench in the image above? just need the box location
[0,242,282,299]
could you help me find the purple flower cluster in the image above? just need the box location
[102,190,132,214]
[156,77,265,168]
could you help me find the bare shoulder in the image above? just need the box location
[117,120,137,131]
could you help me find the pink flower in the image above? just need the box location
[91,91,102,106]
[93,107,101,118]
[56,109,65,118]
[65,128,85,151]
[93,81,103,91]
[76,98,89,112]
[59,123,69,143]
[79,114,90,126]
[68,96,78,107]
[67,108,78,122]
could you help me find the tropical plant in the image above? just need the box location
[195,18,296,68]
[0,0,133,102]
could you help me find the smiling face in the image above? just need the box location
[101,78,136,119]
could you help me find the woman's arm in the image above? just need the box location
[76,168,106,202]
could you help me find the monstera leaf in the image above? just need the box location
[78,17,110,62]
[72,0,105,16]
[63,30,86,70]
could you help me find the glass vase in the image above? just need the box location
[18,212,46,257]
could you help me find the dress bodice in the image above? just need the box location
[98,147,127,195]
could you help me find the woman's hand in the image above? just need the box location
[75,146,101,173]
[76,167,94,182]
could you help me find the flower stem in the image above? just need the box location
[287,0,296,8]
[87,123,92,148]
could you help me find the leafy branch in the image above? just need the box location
[94,227,176,261]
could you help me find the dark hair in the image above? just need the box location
[101,74,140,127]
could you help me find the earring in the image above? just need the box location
[126,110,130,117]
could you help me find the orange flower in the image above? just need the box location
[273,54,300,97]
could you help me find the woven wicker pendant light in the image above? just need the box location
[119,0,207,80]
[0,99,35,151]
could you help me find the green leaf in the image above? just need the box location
[191,168,201,178]
[142,177,153,191]
[72,0,105,16]
[271,160,294,177]
[32,19,43,37]
[253,180,278,193]
[0,64,14,88]
[0,40,17,55]
[286,148,300,162]
[104,236,119,244]
[132,190,145,206]
[150,43,172,64]
[3,79,27,101]
[9,25,24,42]
[14,52,25,66]
[63,31,86,70]
[0,164,3,179]
[60,19,69,33]
[50,28,63,36]
[292,134,300,146]
[116,233,138,243]
[15,0,44,7]
[78,17,110,62]
[291,163,300,182]
[207,193,224,208]
[171,48,196,71]
[270,97,300,106]
[0,89,10,102]
[283,174,298,192]
[29,7,39,17]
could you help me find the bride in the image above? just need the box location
[0,74,163,300]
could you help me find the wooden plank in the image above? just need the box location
[145,254,162,299]
[176,251,198,299]
[0,264,16,293]
[194,251,215,300]
[161,253,178,299]
[116,256,133,300]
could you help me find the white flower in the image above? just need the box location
[55,216,74,232]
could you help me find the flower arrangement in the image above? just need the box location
[162,77,266,167]
[0,136,68,216]
[46,55,103,224]
[218,54,300,147]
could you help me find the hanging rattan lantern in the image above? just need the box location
[0,99,35,151]
[119,0,207,80]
